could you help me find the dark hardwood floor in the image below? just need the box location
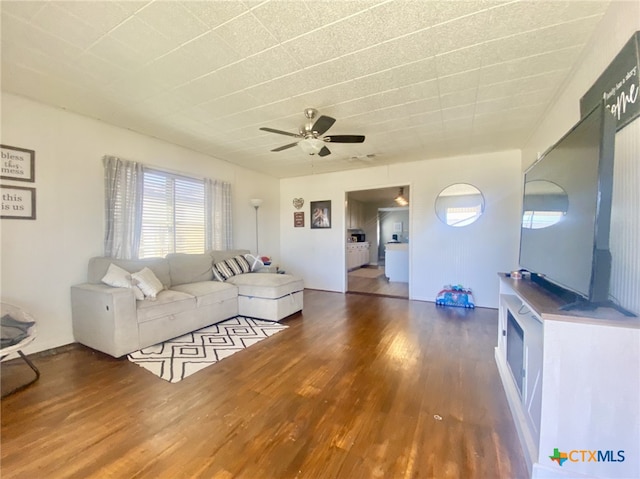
[1,290,528,479]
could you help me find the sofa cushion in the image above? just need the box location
[227,273,304,299]
[166,253,213,286]
[136,289,196,323]
[171,281,238,307]
[88,257,171,288]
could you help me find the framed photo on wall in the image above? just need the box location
[1,144,35,182]
[1,185,36,220]
[310,200,331,229]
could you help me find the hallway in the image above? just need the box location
[347,265,408,298]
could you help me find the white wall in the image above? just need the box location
[523,1,640,315]
[280,150,522,308]
[0,93,280,354]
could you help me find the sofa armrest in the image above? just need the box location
[70,283,140,358]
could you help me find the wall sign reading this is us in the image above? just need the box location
[1,185,36,220]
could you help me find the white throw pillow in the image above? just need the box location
[102,263,145,300]
[131,284,145,301]
[102,263,132,288]
[244,254,264,272]
[102,263,144,301]
[131,267,164,299]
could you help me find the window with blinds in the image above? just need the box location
[139,169,206,258]
[522,210,564,229]
[446,205,482,227]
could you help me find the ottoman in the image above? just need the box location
[226,273,304,321]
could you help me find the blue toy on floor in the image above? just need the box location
[435,284,475,308]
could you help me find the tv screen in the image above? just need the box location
[519,102,616,304]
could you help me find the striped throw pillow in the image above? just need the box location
[231,255,251,273]
[212,255,251,281]
[212,260,235,281]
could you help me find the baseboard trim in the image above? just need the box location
[2,343,81,363]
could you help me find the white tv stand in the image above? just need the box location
[496,274,639,479]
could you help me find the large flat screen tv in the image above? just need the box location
[519,101,616,306]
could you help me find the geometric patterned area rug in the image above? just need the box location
[127,316,288,383]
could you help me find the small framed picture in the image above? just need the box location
[294,211,305,227]
[310,200,331,229]
[1,144,35,182]
[1,185,36,220]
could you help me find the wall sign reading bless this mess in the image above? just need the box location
[1,144,35,182]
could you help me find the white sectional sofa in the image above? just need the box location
[70,249,303,358]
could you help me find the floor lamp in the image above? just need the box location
[250,198,263,256]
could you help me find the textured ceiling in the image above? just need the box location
[1,0,610,178]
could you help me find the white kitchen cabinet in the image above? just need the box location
[347,199,363,229]
[346,245,356,270]
[346,242,369,270]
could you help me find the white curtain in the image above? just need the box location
[103,155,143,259]
[205,178,233,251]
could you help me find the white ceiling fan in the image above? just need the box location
[259,108,365,157]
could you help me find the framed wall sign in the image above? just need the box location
[310,200,331,229]
[294,211,305,227]
[580,31,639,131]
[1,185,36,220]
[1,144,35,182]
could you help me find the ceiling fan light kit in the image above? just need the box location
[298,138,324,155]
[260,108,365,157]
[395,187,409,206]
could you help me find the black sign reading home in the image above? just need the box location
[580,31,639,131]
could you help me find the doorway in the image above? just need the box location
[346,186,409,298]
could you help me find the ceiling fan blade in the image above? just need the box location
[324,135,365,143]
[271,142,299,152]
[312,115,336,136]
[260,127,301,138]
[318,146,331,157]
